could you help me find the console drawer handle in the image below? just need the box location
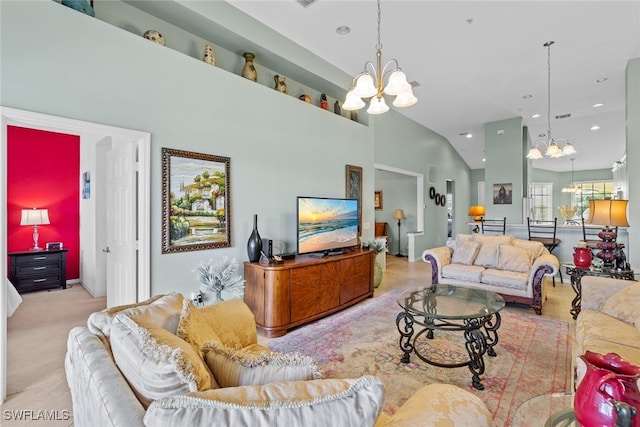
[33,267,46,270]
[33,256,47,260]
[33,278,46,283]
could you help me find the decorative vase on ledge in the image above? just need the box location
[247,214,262,262]
[242,52,257,82]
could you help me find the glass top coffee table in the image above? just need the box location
[396,285,505,390]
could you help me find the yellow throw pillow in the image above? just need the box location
[202,341,323,388]
[176,299,221,356]
[197,299,258,349]
[87,292,184,338]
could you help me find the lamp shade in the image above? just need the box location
[367,96,390,115]
[393,209,406,220]
[468,205,486,218]
[586,199,629,227]
[20,208,50,226]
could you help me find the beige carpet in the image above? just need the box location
[2,285,105,427]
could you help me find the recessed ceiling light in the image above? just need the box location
[522,94,533,99]
[466,133,473,139]
[590,125,600,131]
[482,158,486,162]
[336,26,350,35]
[592,103,604,108]
[531,113,541,119]
[595,77,608,83]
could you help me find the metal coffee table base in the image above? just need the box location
[396,310,501,390]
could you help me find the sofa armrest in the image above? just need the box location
[378,383,493,427]
[526,253,558,315]
[66,327,145,427]
[422,246,452,284]
[581,276,635,311]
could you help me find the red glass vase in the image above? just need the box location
[573,247,593,269]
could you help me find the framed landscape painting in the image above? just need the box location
[162,147,231,253]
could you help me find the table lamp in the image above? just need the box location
[20,208,50,251]
[586,199,629,268]
[468,205,486,221]
[394,209,406,257]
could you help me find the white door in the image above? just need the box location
[105,139,137,307]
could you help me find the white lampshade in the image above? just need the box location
[545,142,562,157]
[383,70,410,96]
[367,96,389,115]
[526,148,543,159]
[352,73,377,98]
[562,143,577,155]
[342,89,366,111]
[393,90,417,108]
[20,208,50,226]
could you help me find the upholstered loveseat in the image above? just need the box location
[423,233,559,314]
[65,292,494,426]
[574,276,640,367]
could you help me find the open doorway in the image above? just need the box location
[446,180,455,240]
[374,163,424,261]
[1,107,151,402]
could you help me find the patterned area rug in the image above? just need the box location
[268,290,571,426]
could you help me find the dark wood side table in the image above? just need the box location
[8,249,68,293]
[564,264,637,319]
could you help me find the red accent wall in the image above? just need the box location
[7,126,80,280]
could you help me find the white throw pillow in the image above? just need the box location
[496,244,532,273]
[512,238,545,262]
[472,235,512,269]
[110,313,216,408]
[202,341,323,388]
[451,240,481,265]
[601,285,640,326]
[144,376,385,427]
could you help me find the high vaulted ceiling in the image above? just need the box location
[226,0,640,173]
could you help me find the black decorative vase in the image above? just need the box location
[247,214,262,262]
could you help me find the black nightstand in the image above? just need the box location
[8,249,68,293]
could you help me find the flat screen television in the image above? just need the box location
[297,196,359,256]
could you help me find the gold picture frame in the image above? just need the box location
[374,190,383,211]
[162,147,231,253]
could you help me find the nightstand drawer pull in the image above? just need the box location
[33,267,46,270]
[33,256,47,260]
[33,278,47,283]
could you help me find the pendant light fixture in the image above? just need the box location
[342,0,417,115]
[562,158,581,193]
[526,41,577,159]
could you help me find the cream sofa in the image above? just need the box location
[574,276,640,367]
[423,233,559,314]
[65,292,494,427]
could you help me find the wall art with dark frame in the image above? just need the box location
[345,164,363,235]
[162,147,231,253]
[374,190,383,211]
[493,183,513,205]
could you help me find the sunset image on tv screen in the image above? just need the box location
[298,197,358,254]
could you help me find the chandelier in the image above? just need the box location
[342,0,417,115]
[561,158,581,193]
[526,41,577,159]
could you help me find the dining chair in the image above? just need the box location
[480,217,506,235]
[527,217,562,286]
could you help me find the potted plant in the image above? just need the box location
[367,238,388,288]
[193,256,244,304]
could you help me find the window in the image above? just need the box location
[529,183,553,221]
[573,181,615,218]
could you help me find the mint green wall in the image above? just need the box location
[374,170,416,256]
[1,1,470,295]
[470,169,486,206]
[626,58,640,267]
[373,111,471,254]
[484,117,524,222]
